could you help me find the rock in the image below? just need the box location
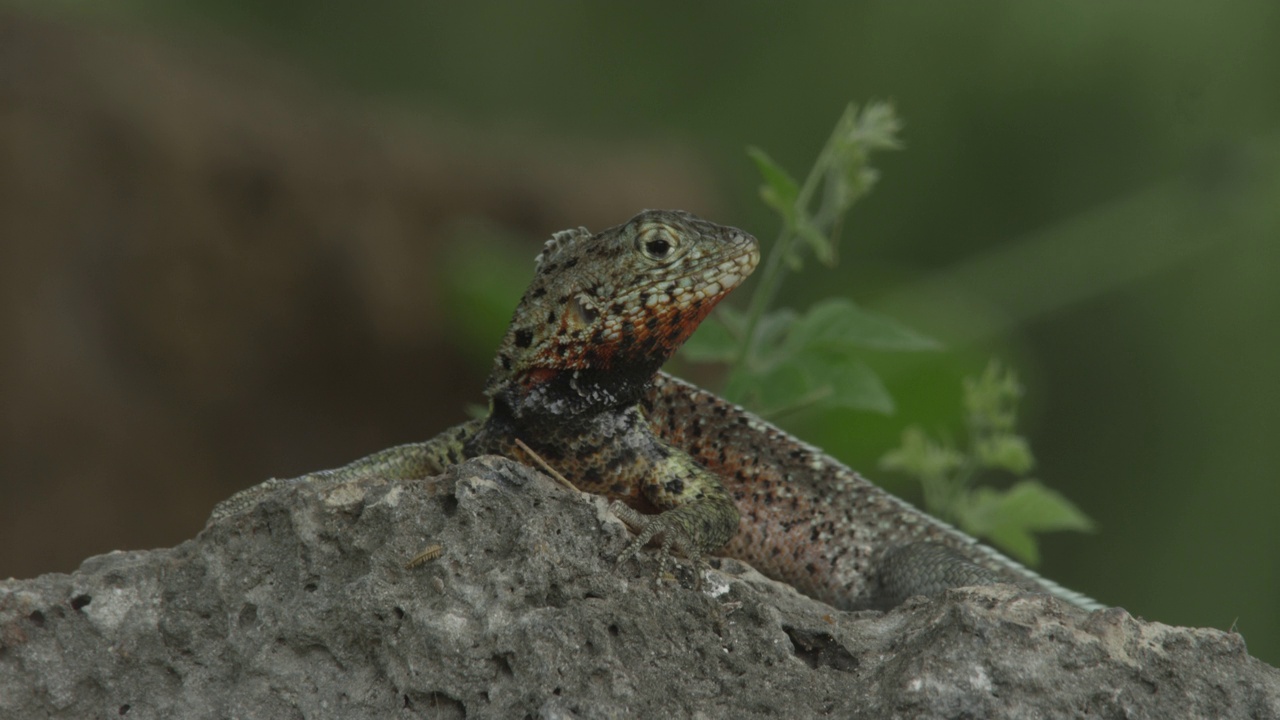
[3,457,1278,719]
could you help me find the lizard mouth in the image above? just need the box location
[612,240,760,361]
[639,245,759,313]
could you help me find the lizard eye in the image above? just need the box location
[645,238,670,258]
[636,225,680,262]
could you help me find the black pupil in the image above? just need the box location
[646,239,670,257]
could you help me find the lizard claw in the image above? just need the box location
[608,501,703,590]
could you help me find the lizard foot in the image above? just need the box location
[608,501,704,590]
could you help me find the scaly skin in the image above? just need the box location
[212,209,1100,611]
[641,373,1097,609]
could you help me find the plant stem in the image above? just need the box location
[734,125,839,369]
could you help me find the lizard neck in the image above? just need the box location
[491,362,662,425]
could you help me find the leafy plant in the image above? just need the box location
[879,362,1094,564]
[682,102,935,417]
[683,102,1093,562]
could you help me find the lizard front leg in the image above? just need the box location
[208,418,483,523]
[612,445,740,583]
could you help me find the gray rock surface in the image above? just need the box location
[3,456,1278,719]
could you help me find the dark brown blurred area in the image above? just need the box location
[0,11,718,579]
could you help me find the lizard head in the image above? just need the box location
[484,209,759,416]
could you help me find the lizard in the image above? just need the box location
[211,209,1101,612]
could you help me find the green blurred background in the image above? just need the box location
[4,2,1277,663]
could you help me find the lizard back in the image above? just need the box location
[643,372,1101,610]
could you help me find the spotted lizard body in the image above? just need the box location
[212,209,1100,611]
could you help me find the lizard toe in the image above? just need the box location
[609,505,704,590]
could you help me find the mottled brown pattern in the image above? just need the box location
[213,209,1099,611]
[641,373,1093,609]
[462,210,760,570]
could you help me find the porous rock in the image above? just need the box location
[2,457,1278,719]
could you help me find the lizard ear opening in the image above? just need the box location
[568,296,599,327]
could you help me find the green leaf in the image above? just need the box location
[721,367,754,404]
[801,354,895,414]
[737,362,809,414]
[974,434,1034,474]
[956,481,1095,564]
[839,101,903,153]
[795,217,835,266]
[824,102,902,211]
[679,315,739,363]
[879,427,965,481]
[964,361,1022,433]
[715,304,748,335]
[746,353,894,417]
[953,488,1039,563]
[788,298,941,353]
[747,147,800,220]
[983,523,1041,565]
[747,308,799,368]
[994,480,1095,533]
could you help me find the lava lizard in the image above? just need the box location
[211,209,1100,612]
